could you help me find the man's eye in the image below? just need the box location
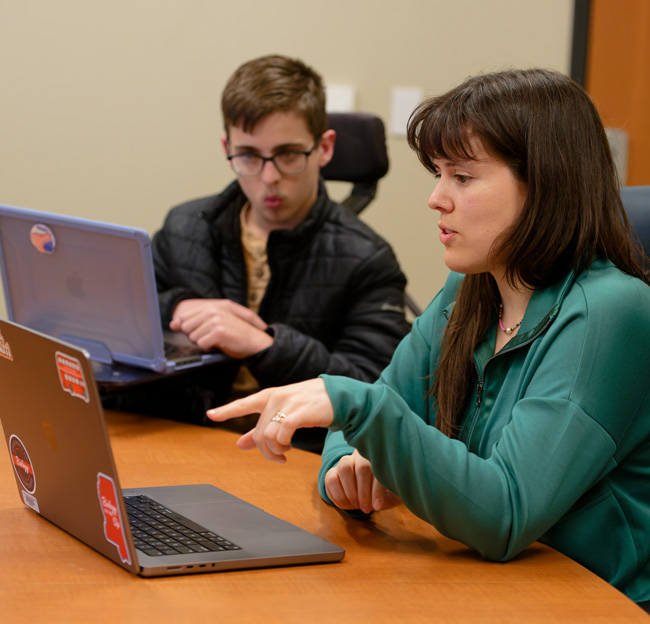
[238,154,260,163]
[455,174,470,184]
[275,151,301,166]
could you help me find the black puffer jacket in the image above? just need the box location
[152,180,411,387]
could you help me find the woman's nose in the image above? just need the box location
[427,185,450,211]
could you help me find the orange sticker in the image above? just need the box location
[0,330,13,361]
[29,223,56,254]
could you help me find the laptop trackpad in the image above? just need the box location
[175,500,298,535]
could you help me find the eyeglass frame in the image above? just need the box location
[226,138,322,177]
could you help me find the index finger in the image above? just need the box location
[206,389,271,422]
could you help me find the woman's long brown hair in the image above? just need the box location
[407,68,649,437]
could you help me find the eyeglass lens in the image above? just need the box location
[231,151,308,176]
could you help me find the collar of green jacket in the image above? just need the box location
[441,259,617,361]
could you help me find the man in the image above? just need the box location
[149,54,410,450]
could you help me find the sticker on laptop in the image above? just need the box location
[9,434,36,494]
[22,490,40,513]
[97,473,132,565]
[29,223,56,254]
[0,329,13,361]
[55,351,90,403]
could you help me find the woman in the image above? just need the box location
[207,68,650,605]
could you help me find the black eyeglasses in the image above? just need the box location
[227,139,320,177]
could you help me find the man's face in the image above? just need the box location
[222,111,335,236]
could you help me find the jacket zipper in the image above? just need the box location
[462,317,555,448]
[464,361,484,445]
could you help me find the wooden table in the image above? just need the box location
[1,411,646,623]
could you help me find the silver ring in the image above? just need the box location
[271,412,288,423]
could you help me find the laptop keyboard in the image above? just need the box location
[124,494,241,557]
[164,340,201,359]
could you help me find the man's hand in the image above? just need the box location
[324,449,402,514]
[170,299,273,359]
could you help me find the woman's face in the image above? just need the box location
[428,138,527,278]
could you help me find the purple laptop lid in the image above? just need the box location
[0,204,172,373]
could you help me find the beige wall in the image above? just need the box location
[0,0,574,317]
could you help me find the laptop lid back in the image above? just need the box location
[0,318,141,574]
[0,204,169,372]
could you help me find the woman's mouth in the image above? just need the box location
[439,226,457,245]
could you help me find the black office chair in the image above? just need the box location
[621,185,650,270]
[321,112,390,215]
[322,112,422,317]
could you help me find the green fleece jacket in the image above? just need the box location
[318,258,650,602]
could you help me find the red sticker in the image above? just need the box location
[55,351,89,403]
[0,329,13,361]
[10,434,36,494]
[97,473,131,564]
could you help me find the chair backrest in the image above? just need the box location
[621,185,650,270]
[321,112,389,215]
[321,112,422,317]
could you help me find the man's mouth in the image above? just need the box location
[264,195,282,210]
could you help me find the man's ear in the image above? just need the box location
[220,135,229,156]
[318,129,336,168]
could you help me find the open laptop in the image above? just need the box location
[0,204,232,387]
[0,318,345,576]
